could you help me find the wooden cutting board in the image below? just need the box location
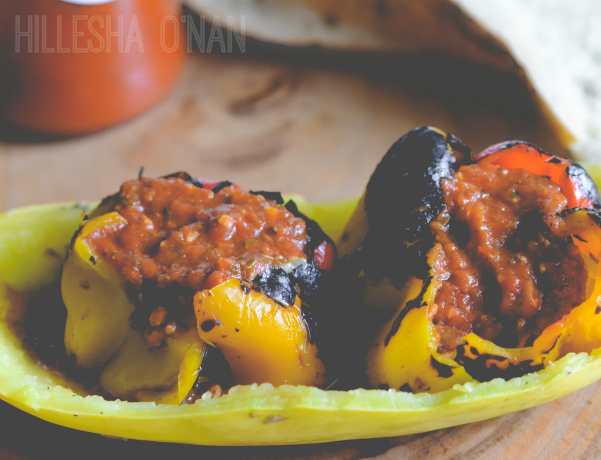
[0,44,597,459]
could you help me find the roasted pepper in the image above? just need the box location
[339,127,601,393]
[195,279,325,387]
[62,211,206,404]
[60,172,333,402]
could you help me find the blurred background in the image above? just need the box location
[0,0,583,213]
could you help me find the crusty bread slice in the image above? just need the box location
[185,0,523,77]
[186,0,598,160]
[454,0,601,160]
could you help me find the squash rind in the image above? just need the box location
[1,202,601,445]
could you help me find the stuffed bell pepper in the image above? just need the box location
[338,127,601,393]
[61,172,334,404]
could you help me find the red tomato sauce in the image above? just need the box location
[84,177,309,345]
[431,163,587,353]
[87,177,308,291]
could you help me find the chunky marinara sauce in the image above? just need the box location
[84,177,308,345]
[431,163,587,353]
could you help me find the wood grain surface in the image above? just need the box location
[0,46,568,212]
[0,44,594,459]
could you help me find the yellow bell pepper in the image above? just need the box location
[61,211,205,404]
[367,210,601,392]
[100,327,205,404]
[61,184,330,401]
[62,212,132,369]
[195,279,325,387]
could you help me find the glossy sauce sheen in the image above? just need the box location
[86,178,309,292]
[431,163,587,352]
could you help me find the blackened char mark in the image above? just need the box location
[300,304,317,344]
[446,132,471,159]
[252,262,322,346]
[560,208,583,218]
[69,225,85,249]
[201,320,216,332]
[89,191,121,219]
[162,172,205,189]
[566,164,601,209]
[284,200,335,258]
[482,140,548,160]
[252,259,324,307]
[240,281,251,295]
[430,356,454,378]
[472,140,546,163]
[250,191,285,205]
[162,173,237,193]
[212,181,234,194]
[292,259,322,305]
[588,210,601,228]
[399,383,412,392]
[363,127,459,287]
[384,276,432,346]
[455,343,544,381]
[501,140,547,155]
[253,268,296,307]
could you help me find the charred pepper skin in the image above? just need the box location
[356,129,601,393]
[327,127,470,389]
[360,126,468,287]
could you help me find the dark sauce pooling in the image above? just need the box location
[6,284,102,391]
[7,283,234,401]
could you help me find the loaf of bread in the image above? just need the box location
[186,0,600,161]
